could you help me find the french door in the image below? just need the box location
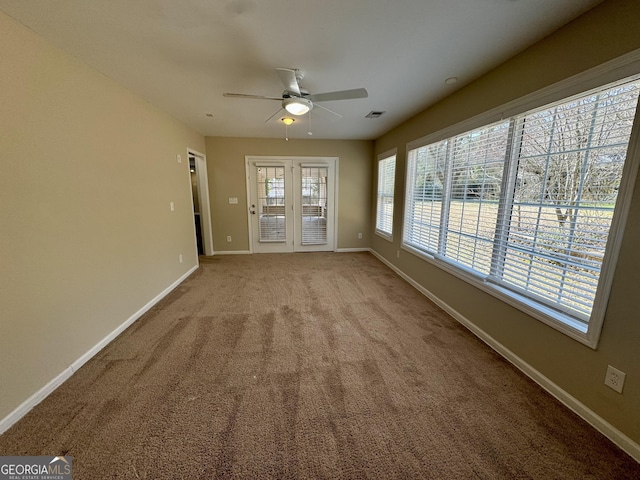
[246,156,337,253]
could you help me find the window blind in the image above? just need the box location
[376,155,396,237]
[404,141,447,253]
[403,77,640,328]
[445,121,510,274]
[257,166,286,243]
[490,81,640,321]
[301,167,328,245]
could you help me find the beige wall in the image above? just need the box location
[372,0,640,446]
[204,137,373,252]
[0,12,205,422]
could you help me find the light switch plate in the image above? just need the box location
[229,197,238,204]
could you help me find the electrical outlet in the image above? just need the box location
[358,232,363,239]
[604,365,626,393]
[396,250,400,259]
[170,201,175,212]
[179,254,183,263]
[226,235,232,243]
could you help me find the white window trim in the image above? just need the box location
[401,50,640,348]
[375,148,397,242]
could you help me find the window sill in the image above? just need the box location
[375,230,394,243]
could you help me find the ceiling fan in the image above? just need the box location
[223,68,368,122]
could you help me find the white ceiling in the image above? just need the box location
[1,0,604,140]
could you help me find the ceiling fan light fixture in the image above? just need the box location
[281,117,295,126]
[283,97,312,115]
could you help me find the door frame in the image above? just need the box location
[188,148,214,256]
[245,155,339,253]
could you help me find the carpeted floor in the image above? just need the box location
[1,252,638,479]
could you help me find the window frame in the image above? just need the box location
[401,52,640,348]
[375,149,397,241]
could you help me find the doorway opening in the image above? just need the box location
[188,149,214,256]
[189,155,204,255]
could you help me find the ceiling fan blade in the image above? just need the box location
[265,107,285,123]
[313,103,343,121]
[223,93,282,100]
[275,68,301,96]
[307,88,368,103]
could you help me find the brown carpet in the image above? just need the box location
[1,252,638,479]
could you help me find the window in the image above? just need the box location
[376,151,396,239]
[301,166,328,245]
[403,76,640,344]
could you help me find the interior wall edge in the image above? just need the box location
[0,264,198,436]
[369,249,640,464]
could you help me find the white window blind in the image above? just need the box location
[376,154,396,237]
[445,121,510,274]
[403,77,640,332]
[491,81,640,322]
[301,167,328,245]
[404,141,447,252]
[404,121,509,269]
[257,166,286,243]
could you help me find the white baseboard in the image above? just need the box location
[0,264,199,436]
[335,247,371,253]
[214,249,370,255]
[370,249,640,463]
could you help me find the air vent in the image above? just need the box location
[365,111,386,119]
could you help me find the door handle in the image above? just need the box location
[250,204,256,215]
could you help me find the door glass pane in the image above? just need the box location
[301,167,328,244]
[257,166,286,242]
